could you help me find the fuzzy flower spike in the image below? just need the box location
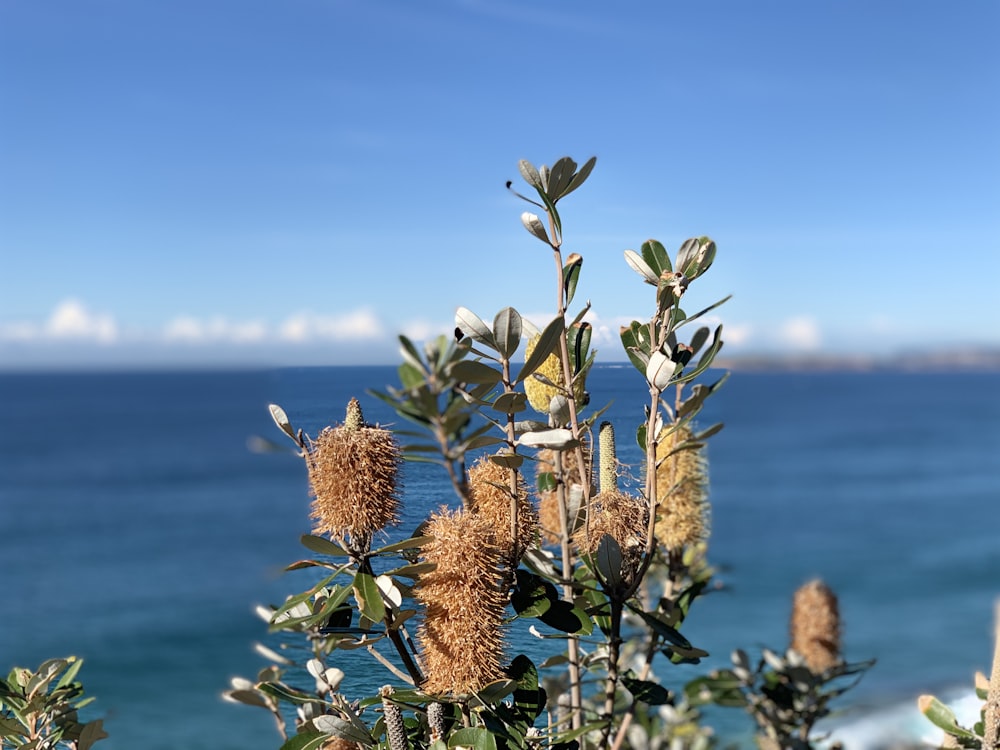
[306,398,401,555]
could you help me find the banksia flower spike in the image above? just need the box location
[306,398,401,554]
[654,423,710,552]
[523,333,586,416]
[790,579,842,673]
[415,508,507,695]
[379,686,408,750]
[574,489,647,585]
[466,454,537,566]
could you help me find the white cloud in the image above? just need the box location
[778,316,822,351]
[48,299,119,342]
[278,309,384,342]
[0,299,119,344]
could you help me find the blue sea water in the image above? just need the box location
[2,365,999,749]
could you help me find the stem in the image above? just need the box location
[360,558,424,686]
[555,450,584,731]
[600,597,625,748]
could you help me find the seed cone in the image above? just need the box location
[321,738,360,750]
[415,508,507,695]
[523,334,586,415]
[790,579,842,673]
[574,489,647,582]
[654,424,710,552]
[306,398,401,550]
[467,454,537,563]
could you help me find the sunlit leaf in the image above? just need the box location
[493,307,523,360]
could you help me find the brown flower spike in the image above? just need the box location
[654,424,710,552]
[306,398,401,551]
[415,508,507,695]
[534,447,590,546]
[466,454,537,563]
[790,579,842,673]
[574,489,647,584]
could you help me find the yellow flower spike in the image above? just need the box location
[523,333,585,415]
[654,424,710,552]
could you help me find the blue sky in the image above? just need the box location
[1,1,997,369]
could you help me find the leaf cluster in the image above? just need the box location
[0,657,107,750]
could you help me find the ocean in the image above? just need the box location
[2,365,998,749]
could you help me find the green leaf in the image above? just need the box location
[493,307,523,360]
[300,534,349,557]
[518,159,542,189]
[449,360,501,386]
[562,255,583,307]
[279,732,331,750]
[455,307,496,348]
[492,391,528,414]
[268,403,298,443]
[918,695,976,739]
[488,451,524,469]
[375,535,434,555]
[595,535,624,590]
[641,239,672,277]
[546,156,577,200]
[521,212,550,244]
[623,249,660,285]
[561,155,596,199]
[628,606,693,649]
[312,715,374,746]
[622,675,672,705]
[353,572,386,623]
[518,316,564,384]
[566,322,591,377]
[257,681,321,706]
[473,679,518,706]
[449,727,497,750]
[539,600,593,635]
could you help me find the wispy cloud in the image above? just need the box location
[0,300,390,348]
[0,299,119,344]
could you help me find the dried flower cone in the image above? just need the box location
[790,579,842,673]
[535,447,589,546]
[321,738,360,750]
[654,424,710,552]
[467,455,537,562]
[307,398,401,547]
[416,508,507,695]
[523,334,586,414]
[574,490,647,574]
